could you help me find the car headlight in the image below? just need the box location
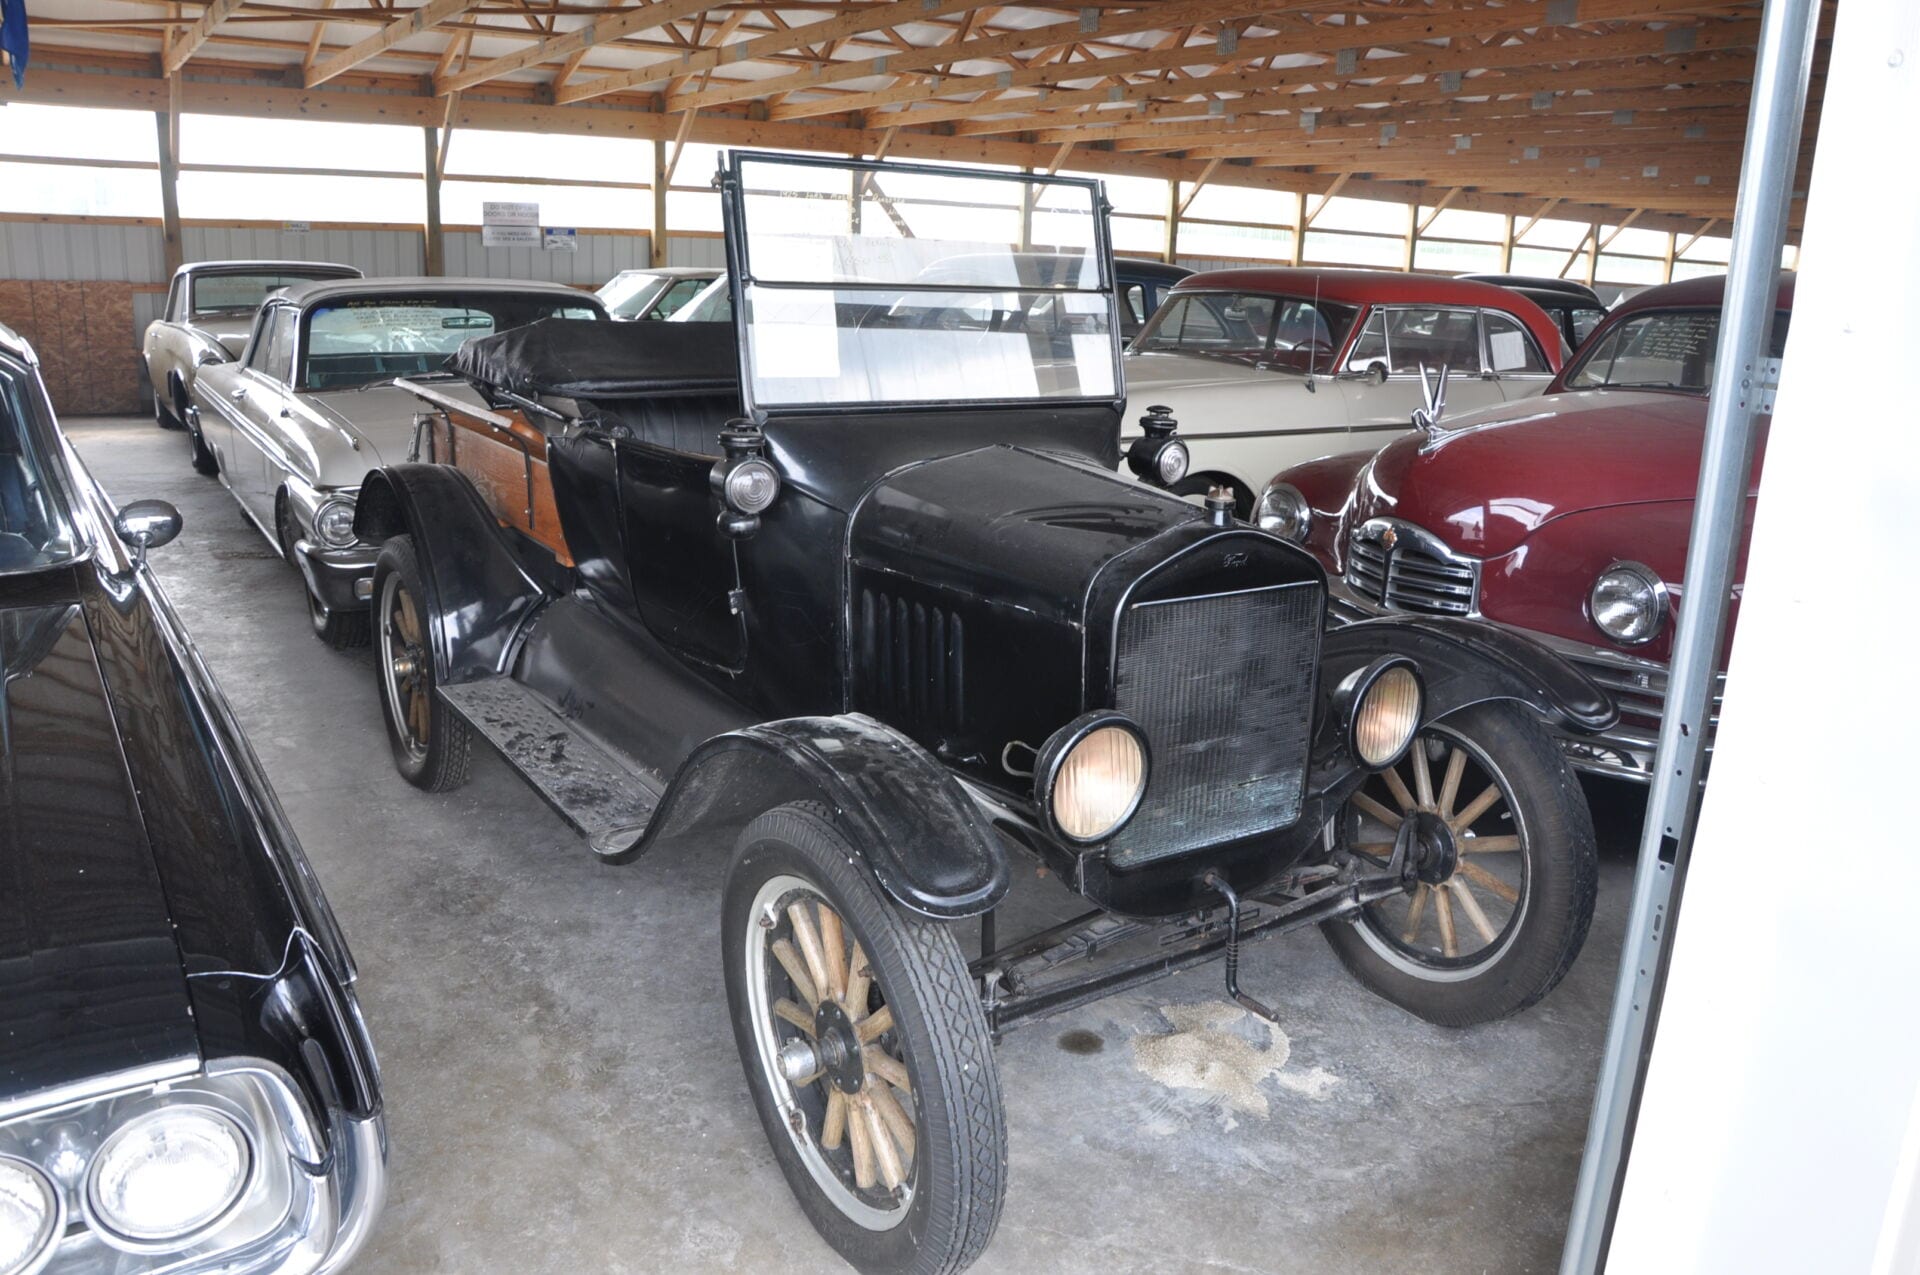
[1346,659,1423,769]
[1037,713,1150,844]
[1589,561,1667,645]
[313,498,358,549]
[0,1157,59,1275]
[1256,483,1311,542]
[86,1106,253,1246]
[1155,439,1190,485]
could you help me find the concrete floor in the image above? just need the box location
[70,414,1646,1275]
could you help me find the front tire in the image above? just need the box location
[1322,702,1597,1027]
[724,804,1006,1275]
[372,535,471,791]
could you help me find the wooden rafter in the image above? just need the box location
[308,0,485,86]
[162,0,243,72]
[436,0,714,95]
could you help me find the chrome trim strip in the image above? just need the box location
[0,1056,200,1125]
[393,376,514,427]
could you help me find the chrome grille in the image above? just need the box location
[1345,519,1480,616]
[1106,581,1320,870]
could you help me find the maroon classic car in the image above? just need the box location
[1261,272,1793,783]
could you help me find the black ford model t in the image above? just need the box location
[360,154,1612,1274]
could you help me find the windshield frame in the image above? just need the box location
[0,343,89,576]
[719,149,1125,419]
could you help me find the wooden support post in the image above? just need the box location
[1584,219,1601,286]
[651,138,668,267]
[1162,178,1180,265]
[1291,190,1307,267]
[1402,199,1419,272]
[1499,213,1516,272]
[423,126,444,276]
[1018,168,1034,252]
[154,111,184,276]
[1662,230,1678,283]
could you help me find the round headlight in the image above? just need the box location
[1040,716,1149,844]
[1155,439,1190,486]
[313,499,358,549]
[1351,663,1422,769]
[723,458,781,515]
[1589,561,1667,645]
[87,1107,252,1246]
[1255,483,1311,543]
[0,1157,59,1275]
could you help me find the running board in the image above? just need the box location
[439,676,660,857]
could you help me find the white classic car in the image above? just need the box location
[143,259,361,432]
[596,265,721,320]
[186,276,606,646]
[1120,267,1569,516]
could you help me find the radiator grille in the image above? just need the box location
[1106,581,1320,869]
[1346,523,1479,616]
[857,588,965,737]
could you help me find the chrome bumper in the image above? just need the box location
[293,538,377,615]
[1326,579,1721,784]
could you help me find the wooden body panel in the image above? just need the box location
[429,407,574,567]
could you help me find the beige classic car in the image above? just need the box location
[1121,268,1569,516]
[186,276,605,646]
[143,259,362,432]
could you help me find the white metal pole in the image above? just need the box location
[1558,0,1821,1267]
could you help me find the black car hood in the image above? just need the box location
[0,573,199,1104]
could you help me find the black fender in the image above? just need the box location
[610,713,1010,921]
[353,464,549,684]
[1320,616,1616,734]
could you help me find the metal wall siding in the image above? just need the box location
[0,222,166,282]
[440,232,647,285]
[180,225,424,275]
[666,236,725,268]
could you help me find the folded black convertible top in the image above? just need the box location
[449,318,739,399]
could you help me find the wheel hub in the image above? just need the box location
[811,1000,867,1094]
[1401,809,1459,885]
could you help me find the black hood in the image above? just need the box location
[1,572,198,1104]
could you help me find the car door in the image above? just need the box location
[1480,308,1559,403]
[1340,304,1502,429]
[612,403,748,673]
[226,304,298,522]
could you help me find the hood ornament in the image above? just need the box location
[1410,362,1449,435]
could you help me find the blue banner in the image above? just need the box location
[1,0,27,89]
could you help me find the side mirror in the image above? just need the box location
[114,499,183,564]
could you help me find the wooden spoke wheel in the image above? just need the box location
[724,804,1004,1275]
[371,535,470,792]
[1322,702,1598,1027]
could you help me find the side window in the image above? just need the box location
[1483,311,1552,375]
[1123,284,1147,325]
[1382,307,1480,374]
[165,276,184,323]
[650,278,707,319]
[1346,310,1387,371]
[249,308,296,382]
[1165,296,1227,347]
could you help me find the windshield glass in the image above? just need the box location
[0,351,83,574]
[596,271,664,314]
[192,270,347,317]
[1565,307,1790,393]
[1133,291,1359,373]
[300,294,602,389]
[729,155,1118,409]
